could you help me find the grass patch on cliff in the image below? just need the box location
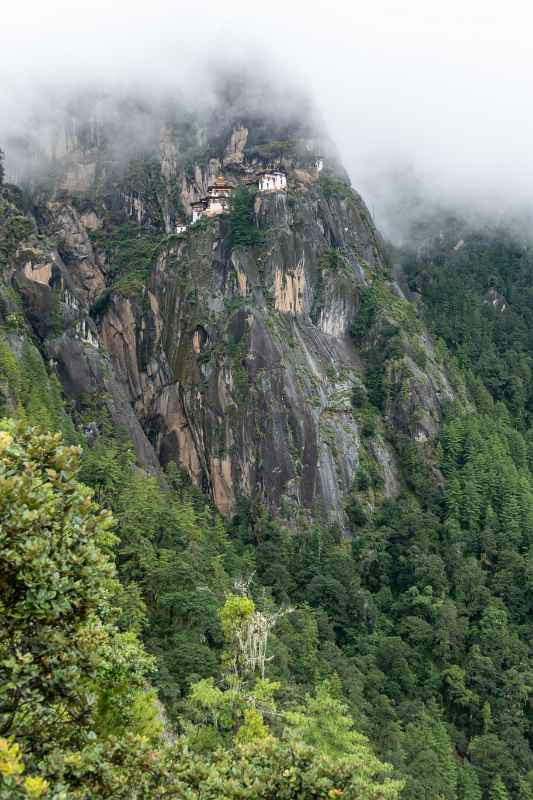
[352,281,419,339]
[319,174,352,200]
[111,224,159,274]
[320,249,344,272]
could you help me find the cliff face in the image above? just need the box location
[105,180,387,520]
[1,87,452,527]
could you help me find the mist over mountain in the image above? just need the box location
[2,0,533,236]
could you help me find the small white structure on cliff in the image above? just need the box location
[175,221,187,234]
[258,170,287,193]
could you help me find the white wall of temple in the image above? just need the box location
[206,197,229,216]
[259,173,287,192]
[208,187,231,198]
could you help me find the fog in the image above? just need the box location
[2,0,532,239]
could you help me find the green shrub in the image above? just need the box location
[351,383,367,408]
[412,344,428,370]
[356,468,371,491]
[346,495,368,528]
[351,287,379,343]
[362,416,377,438]
[0,201,34,265]
[90,288,113,319]
[320,249,344,273]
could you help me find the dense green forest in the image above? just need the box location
[3,143,533,798]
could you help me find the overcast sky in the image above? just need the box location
[2,0,533,234]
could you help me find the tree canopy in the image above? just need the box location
[0,420,401,799]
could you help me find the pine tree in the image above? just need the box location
[501,493,521,545]
[518,776,533,800]
[446,476,462,521]
[490,775,510,800]
[458,763,482,800]
[402,709,458,800]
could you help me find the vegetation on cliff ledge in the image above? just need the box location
[228,185,264,248]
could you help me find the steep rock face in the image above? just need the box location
[47,329,160,471]
[34,200,106,302]
[0,188,159,469]
[92,179,395,524]
[2,91,452,526]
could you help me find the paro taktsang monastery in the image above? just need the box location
[182,157,323,229]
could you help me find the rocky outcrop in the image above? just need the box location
[386,348,453,442]
[223,127,248,165]
[34,201,106,302]
[47,327,160,471]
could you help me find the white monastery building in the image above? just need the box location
[191,176,233,223]
[258,170,287,193]
[205,176,232,216]
[190,168,294,224]
[191,199,207,223]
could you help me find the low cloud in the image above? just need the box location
[2,0,532,238]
